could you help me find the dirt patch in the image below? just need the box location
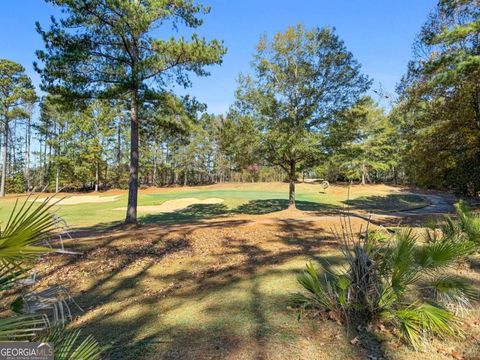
[114,197,225,213]
[31,195,120,205]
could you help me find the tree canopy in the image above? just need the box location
[397,0,480,195]
[232,24,371,206]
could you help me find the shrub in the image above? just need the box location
[294,210,478,349]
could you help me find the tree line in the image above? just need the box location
[0,0,478,223]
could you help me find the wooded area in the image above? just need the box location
[0,0,476,214]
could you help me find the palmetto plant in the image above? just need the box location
[0,197,103,359]
[442,200,480,246]
[40,326,103,360]
[294,208,478,348]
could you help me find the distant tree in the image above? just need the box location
[39,95,71,192]
[36,0,226,223]
[218,113,261,173]
[38,97,118,192]
[77,100,117,192]
[23,102,35,191]
[334,97,398,184]
[0,59,36,196]
[140,93,199,185]
[234,24,371,206]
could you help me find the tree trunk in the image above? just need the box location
[25,114,31,191]
[153,152,157,186]
[95,161,99,192]
[392,166,398,185]
[361,161,366,185]
[10,124,15,177]
[42,134,47,187]
[55,167,59,193]
[473,85,480,129]
[105,163,108,187]
[288,161,296,208]
[116,118,122,188]
[125,89,139,224]
[0,119,8,197]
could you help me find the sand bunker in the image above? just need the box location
[31,195,120,205]
[115,197,224,213]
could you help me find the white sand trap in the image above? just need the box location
[31,195,120,205]
[114,197,224,213]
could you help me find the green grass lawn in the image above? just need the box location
[0,184,428,229]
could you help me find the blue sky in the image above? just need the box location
[0,0,436,114]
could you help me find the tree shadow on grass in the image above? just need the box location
[234,199,337,215]
[140,203,231,224]
[138,199,338,225]
[40,194,464,359]
[343,194,427,213]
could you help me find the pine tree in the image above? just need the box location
[397,0,480,194]
[0,59,36,197]
[36,0,226,223]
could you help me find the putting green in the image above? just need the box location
[0,183,428,229]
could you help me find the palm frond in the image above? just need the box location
[416,240,475,269]
[377,286,397,308]
[0,196,57,268]
[0,314,49,341]
[0,197,102,358]
[40,326,103,360]
[296,213,474,350]
[294,262,347,311]
[443,200,480,245]
[430,275,478,310]
[0,262,30,290]
[384,229,418,294]
[382,302,459,348]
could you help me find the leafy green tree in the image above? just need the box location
[397,0,480,194]
[415,0,479,105]
[36,0,226,223]
[334,97,398,184]
[0,60,36,197]
[79,100,117,192]
[234,24,371,207]
[217,112,261,173]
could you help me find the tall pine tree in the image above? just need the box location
[35,0,226,223]
[0,59,36,197]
